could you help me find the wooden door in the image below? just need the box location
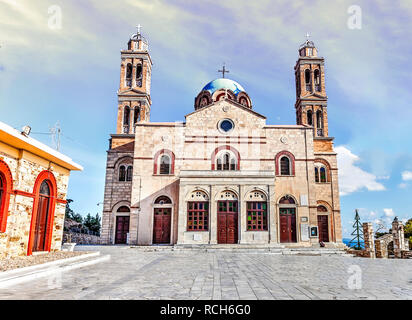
[33,196,50,252]
[317,215,329,242]
[153,208,171,244]
[217,201,238,244]
[279,208,297,243]
[115,216,130,244]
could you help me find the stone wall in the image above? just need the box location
[63,231,101,245]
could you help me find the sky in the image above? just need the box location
[1,0,411,237]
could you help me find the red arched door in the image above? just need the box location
[32,181,52,252]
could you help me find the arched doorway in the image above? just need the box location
[317,205,329,242]
[115,206,130,244]
[32,180,53,252]
[279,195,297,243]
[217,191,238,244]
[153,196,172,244]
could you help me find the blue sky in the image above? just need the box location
[1,0,411,237]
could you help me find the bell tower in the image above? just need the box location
[116,26,153,135]
[294,35,333,151]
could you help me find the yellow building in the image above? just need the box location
[0,121,82,258]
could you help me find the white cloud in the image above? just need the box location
[383,208,395,217]
[336,146,386,196]
[402,171,412,181]
[399,183,408,189]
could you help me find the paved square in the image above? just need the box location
[1,246,411,300]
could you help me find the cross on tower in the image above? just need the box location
[137,24,142,35]
[306,32,311,40]
[218,64,229,78]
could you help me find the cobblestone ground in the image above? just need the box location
[1,246,412,300]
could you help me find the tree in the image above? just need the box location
[65,199,83,224]
[348,209,364,250]
[65,199,74,219]
[83,213,101,234]
[405,219,412,249]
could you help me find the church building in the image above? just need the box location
[101,29,343,248]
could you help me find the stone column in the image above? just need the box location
[176,184,186,245]
[392,217,405,258]
[362,223,375,258]
[210,185,218,244]
[269,184,277,244]
[239,185,247,244]
[129,207,139,245]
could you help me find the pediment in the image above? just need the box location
[185,98,266,120]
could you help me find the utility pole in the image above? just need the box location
[50,121,61,151]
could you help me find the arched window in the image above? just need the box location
[119,165,126,182]
[216,152,237,171]
[154,150,175,175]
[316,110,323,128]
[320,167,327,183]
[155,196,172,205]
[280,156,291,175]
[125,64,132,87]
[307,110,313,126]
[314,163,329,183]
[279,195,296,205]
[136,64,143,87]
[134,106,141,125]
[126,166,133,182]
[305,69,312,92]
[123,106,130,133]
[314,69,321,92]
[117,206,130,213]
[159,155,171,175]
[239,97,249,108]
[275,151,295,176]
[40,180,50,196]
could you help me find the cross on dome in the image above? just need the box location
[218,64,230,78]
[137,24,142,35]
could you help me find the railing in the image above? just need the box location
[315,84,321,92]
[125,79,132,87]
[306,84,312,92]
[317,128,324,137]
[123,125,129,134]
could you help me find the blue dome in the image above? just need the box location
[202,78,245,96]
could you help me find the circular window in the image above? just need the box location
[218,119,234,133]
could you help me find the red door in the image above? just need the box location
[115,216,130,244]
[317,215,329,242]
[33,196,50,252]
[153,208,171,244]
[279,208,297,243]
[217,201,238,244]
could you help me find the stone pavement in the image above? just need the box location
[1,246,411,300]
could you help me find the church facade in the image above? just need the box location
[101,30,343,248]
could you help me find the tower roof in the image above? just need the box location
[202,78,245,96]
